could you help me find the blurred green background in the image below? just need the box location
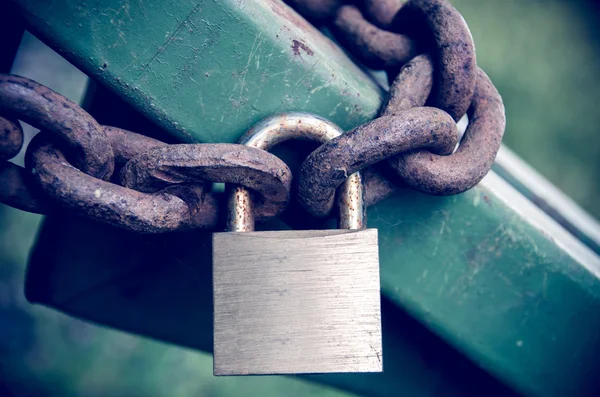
[1,1,599,396]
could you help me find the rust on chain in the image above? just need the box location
[392,0,477,121]
[120,144,292,222]
[298,107,458,217]
[26,134,219,233]
[362,167,397,207]
[363,0,406,29]
[381,54,433,116]
[0,0,503,227]
[0,74,114,179]
[102,125,166,166]
[285,0,342,22]
[392,68,505,195]
[0,125,169,216]
[0,116,23,160]
[332,5,417,70]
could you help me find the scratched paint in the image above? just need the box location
[371,173,600,397]
[13,0,383,144]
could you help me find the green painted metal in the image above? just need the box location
[26,174,600,397]
[11,0,382,144]
[492,147,600,255]
[373,173,600,397]
[10,0,600,396]
[27,210,517,397]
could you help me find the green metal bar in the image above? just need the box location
[372,172,600,397]
[11,0,382,143]
[11,0,600,396]
[26,210,518,397]
[493,146,600,255]
[26,173,600,397]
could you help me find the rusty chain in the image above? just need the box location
[292,0,504,216]
[0,76,292,233]
[0,0,505,232]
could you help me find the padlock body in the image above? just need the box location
[213,229,382,375]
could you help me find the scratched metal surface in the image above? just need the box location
[213,229,382,375]
[10,0,383,144]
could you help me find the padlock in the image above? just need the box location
[213,113,382,375]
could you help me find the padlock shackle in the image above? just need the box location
[227,112,366,232]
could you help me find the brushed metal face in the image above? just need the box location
[213,229,382,375]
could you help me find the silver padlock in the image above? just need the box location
[213,113,382,375]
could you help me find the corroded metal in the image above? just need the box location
[26,134,219,233]
[103,126,166,166]
[0,116,23,160]
[392,68,506,195]
[293,0,476,123]
[0,125,169,216]
[121,143,293,223]
[0,0,501,230]
[227,185,255,233]
[381,54,433,116]
[15,1,589,396]
[332,5,417,70]
[0,74,114,179]
[0,112,293,233]
[229,112,366,231]
[378,57,506,196]
[392,0,476,121]
[362,166,397,206]
[0,85,294,232]
[299,107,457,217]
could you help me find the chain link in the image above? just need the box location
[26,133,216,233]
[0,0,505,232]
[391,68,505,195]
[0,116,22,161]
[292,0,505,206]
[332,5,417,70]
[298,107,458,217]
[0,75,114,179]
[120,144,292,222]
[0,80,292,233]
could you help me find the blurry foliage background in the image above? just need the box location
[1,0,599,396]
[454,0,600,219]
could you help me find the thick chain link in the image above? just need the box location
[0,77,292,233]
[292,0,505,214]
[0,0,505,233]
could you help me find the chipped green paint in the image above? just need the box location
[12,0,382,143]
